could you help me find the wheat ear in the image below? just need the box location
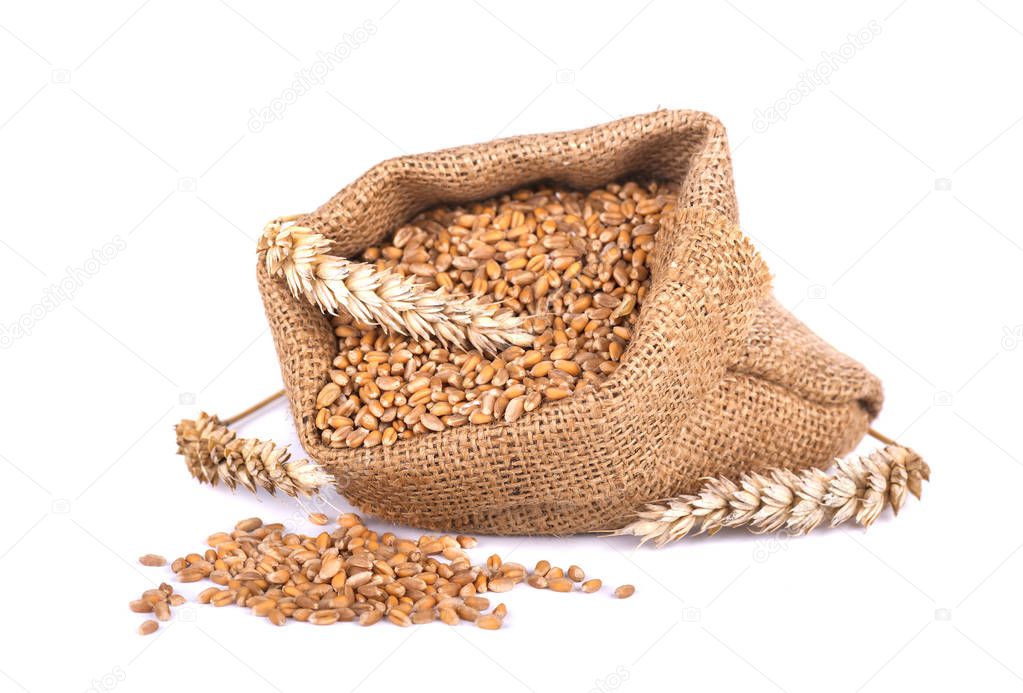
[611,443,930,547]
[259,215,533,354]
[175,412,333,497]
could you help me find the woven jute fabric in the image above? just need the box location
[257,110,883,535]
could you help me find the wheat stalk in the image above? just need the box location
[175,412,333,497]
[611,444,930,547]
[259,215,533,354]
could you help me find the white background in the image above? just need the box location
[2,1,1021,691]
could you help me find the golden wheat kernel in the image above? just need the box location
[138,553,167,567]
[437,546,462,562]
[523,392,543,412]
[456,604,480,622]
[549,344,573,360]
[207,569,230,586]
[555,360,581,377]
[527,360,551,378]
[436,596,463,610]
[464,596,490,611]
[310,609,340,626]
[338,513,361,528]
[526,574,548,589]
[251,599,276,617]
[498,395,525,423]
[420,414,445,432]
[211,590,237,607]
[544,386,572,400]
[316,382,342,409]
[567,565,585,582]
[177,568,204,583]
[356,609,381,626]
[142,590,166,605]
[138,620,159,636]
[308,513,329,526]
[412,595,437,612]
[613,584,636,599]
[380,427,398,446]
[234,517,263,532]
[417,539,443,555]
[468,411,493,425]
[387,609,412,627]
[315,408,330,430]
[153,601,171,622]
[581,579,602,593]
[196,587,218,604]
[204,533,230,548]
[266,569,290,584]
[547,577,574,593]
[455,535,478,549]
[475,614,502,630]
[469,572,486,593]
[129,599,152,613]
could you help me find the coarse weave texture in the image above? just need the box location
[257,110,883,535]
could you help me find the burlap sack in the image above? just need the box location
[257,110,883,535]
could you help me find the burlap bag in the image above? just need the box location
[257,110,883,535]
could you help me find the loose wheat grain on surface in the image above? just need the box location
[136,513,631,633]
[314,180,675,449]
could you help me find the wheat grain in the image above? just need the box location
[234,517,262,532]
[305,181,675,448]
[259,217,531,354]
[611,444,930,547]
[527,574,548,589]
[476,614,503,630]
[487,577,514,593]
[613,585,635,599]
[151,512,623,631]
[153,601,171,621]
[547,577,573,593]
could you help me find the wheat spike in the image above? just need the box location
[175,412,333,497]
[611,445,930,547]
[259,215,533,354]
